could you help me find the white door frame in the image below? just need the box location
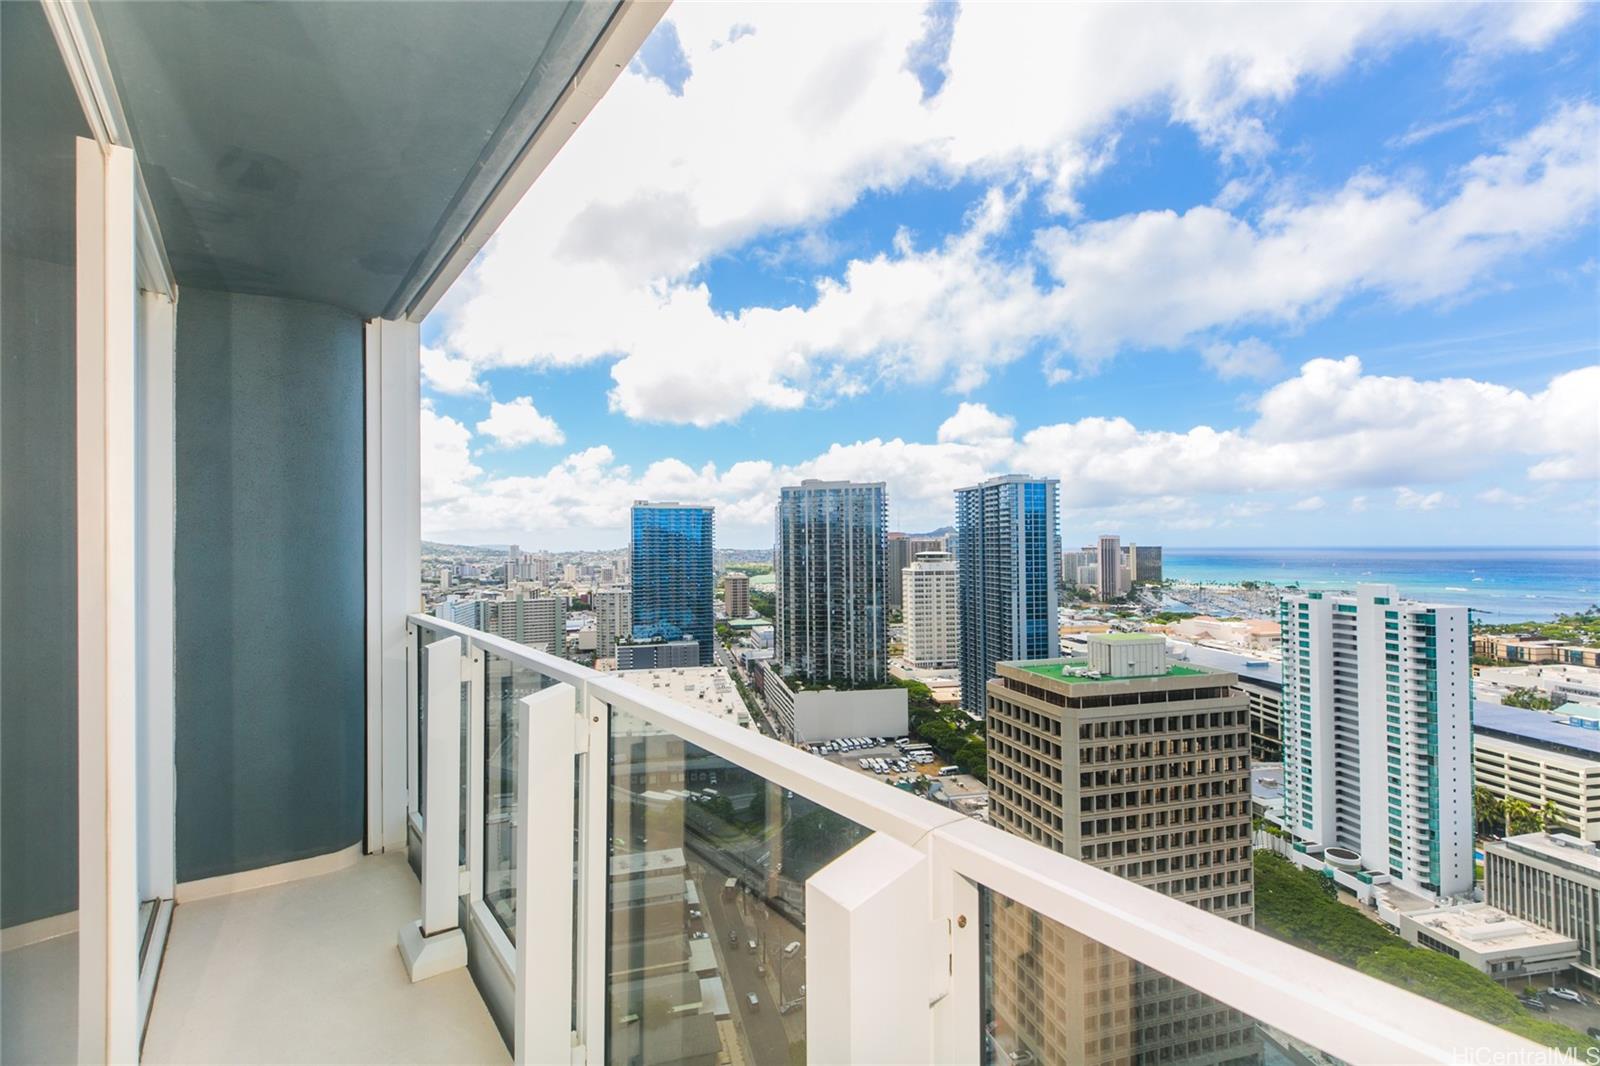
[76,135,140,1065]
[365,318,421,852]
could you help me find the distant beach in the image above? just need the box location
[1161,547,1599,623]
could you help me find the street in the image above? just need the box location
[691,852,804,1064]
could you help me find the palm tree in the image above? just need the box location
[1473,787,1505,838]
[1538,800,1568,834]
[1504,797,1538,836]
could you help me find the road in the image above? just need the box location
[691,853,798,1065]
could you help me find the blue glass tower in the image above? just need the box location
[955,476,1060,713]
[629,502,714,665]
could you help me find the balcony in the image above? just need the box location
[0,1,1581,1064]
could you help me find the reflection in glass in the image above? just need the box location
[982,887,1272,1066]
[483,652,550,942]
[607,704,868,1065]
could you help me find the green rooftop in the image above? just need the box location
[1016,660,1210,683]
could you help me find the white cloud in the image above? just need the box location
[420,346,484,397]
[1394,486,1451,511]
[421,403,480,505]
[427,4,1588,426]
[1350,495,1369,513]
[425,359,1599,545]
[1201,338,1283,380]
[1289,496,1327,512]
[1476,487,1534,508]
[475,397,566,449]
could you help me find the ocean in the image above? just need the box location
[1160,547,1600,623]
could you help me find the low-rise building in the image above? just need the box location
[759,663,908,742]
[1398,902,1577,980]
[1485,833,1600,981]
[617,638,701,671]
[1473,698,1600,843]
[1475,635,1600,667]
[616,666,750,729]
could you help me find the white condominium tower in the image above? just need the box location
[774,480,888,685]
[594,587,631,661]
[903,551,958,668]
[1095,533,1123,600]
[1280,583,1472,897]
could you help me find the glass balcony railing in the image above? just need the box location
[407,613,1554,1065]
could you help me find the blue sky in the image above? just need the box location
[419,2,1599,550]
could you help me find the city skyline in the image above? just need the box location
[417,4,1598,551]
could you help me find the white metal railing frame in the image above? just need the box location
[406,613,1569,1066]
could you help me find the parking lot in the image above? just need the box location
[1506,979,1600,1034]
[805,735,981,790]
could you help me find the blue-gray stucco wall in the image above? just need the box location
[174,288,365,881]
[1,0,88,928]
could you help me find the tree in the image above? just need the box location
[1474,786,1506,838]
[1504,797,1540,836]
[1538,800,1568,833]
[1502,687,1553,711]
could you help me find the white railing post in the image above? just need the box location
[806,833,934,1064]
[514,681,578,1064]
[398,636,467,981]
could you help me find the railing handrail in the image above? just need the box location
[408,612,1566,1065]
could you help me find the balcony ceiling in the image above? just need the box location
[89,1,619,319]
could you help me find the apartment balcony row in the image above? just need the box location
[0,1,1576,1064]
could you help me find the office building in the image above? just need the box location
[760,661,908,743]
[630,502,715,667]
[723,571,750,619]
[955,476,1061,713]
[774,480,888,685]
[888,533,910,609]
[594,587,631,662]
[1280,584,1472,897]
[985,636,1257,1064]
[1064,548,1096,589]
[1473,698,1600,843]
[903,551,958,669]
[437,567,452,591]
[1096,534,1124,600]
[1486,833,1600,978]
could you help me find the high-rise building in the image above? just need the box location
[629,502,715,667]
[485,589,565,656]
[903,551,958,669]
[1133,545,1164,584]
[774,480,888,685]
[954,476,1060,713]
[887,532,910,610]
[985,634,1257,1065]
[1095,533,1122,600]
[1280,583,1472,897]
[436,566,451,590]
[723,570,750,619]
[594,587,631,661]
[506,543,519,587]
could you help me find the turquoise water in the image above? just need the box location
[1161,547,1600,622]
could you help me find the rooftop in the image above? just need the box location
[1473,697,1600,757]
[1408,902,1576,953]
[619,667,749,728]
[1016,659,1211,683]
[1167,640,1284,687]
[1494,832,1600,877]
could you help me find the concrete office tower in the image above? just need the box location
[436,566,451,590]
[485,590,565,657]
[594,587,631,661]
[985,635,1256,1066]
[629,502,715,666]
[1280,583,1472,897]
[1096,533,1122,600]
[723,570,750,619]
[903,552,958,669]
[774,480,888,685]
[954,476,1061,713]
[506,543,519,586]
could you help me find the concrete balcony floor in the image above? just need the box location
[144,852,507,1064]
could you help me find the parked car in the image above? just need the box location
[746,993,760,1012]
[1519,996,1548,1013]
[1550,987,1582,1002]
[1587,1026,1600,1040]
